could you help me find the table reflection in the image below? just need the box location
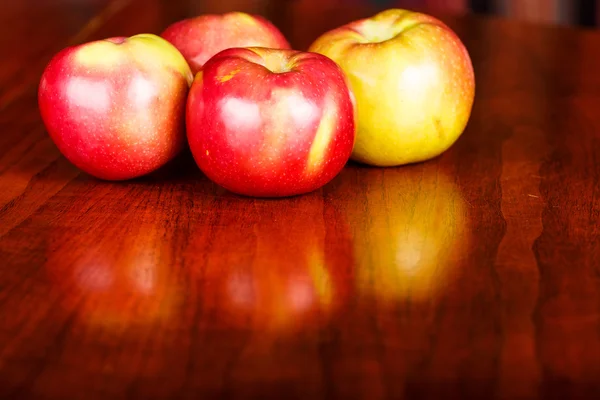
[341,162,471,303]
[185,192,355,334]
[44,190,185,330]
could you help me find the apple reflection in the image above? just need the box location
[186,192,353,334]
[44,199,183,329]
[344,162,471,303]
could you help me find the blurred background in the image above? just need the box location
[200,0,599,28]
[8,0,598,29]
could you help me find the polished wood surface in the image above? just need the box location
[2,0,600,398]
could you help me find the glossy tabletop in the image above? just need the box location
[2,0,600,398]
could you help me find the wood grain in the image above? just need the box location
[2,0,600,398]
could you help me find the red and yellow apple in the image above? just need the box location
[186,47,357,198]
[308,8,475,167]
[38,34,193,181]
[161,12,291,74]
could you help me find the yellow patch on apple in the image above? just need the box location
[230,11,258,26]
[75,41,125,67]
[193,70,204,84]
[127,34,193,86]
[218,68,241,83]
[74,34,193,87]
[306,95,337,175]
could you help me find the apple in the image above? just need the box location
[186,46,357,198]
[308,8,475,167]
[161,12,291,75]
[38,33,193,181]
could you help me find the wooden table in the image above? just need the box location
[2,0,600,398]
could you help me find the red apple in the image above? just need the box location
[308,8,475,167]
[186,47,357,198]
[161,12,291,75]
[38,34,193,181]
